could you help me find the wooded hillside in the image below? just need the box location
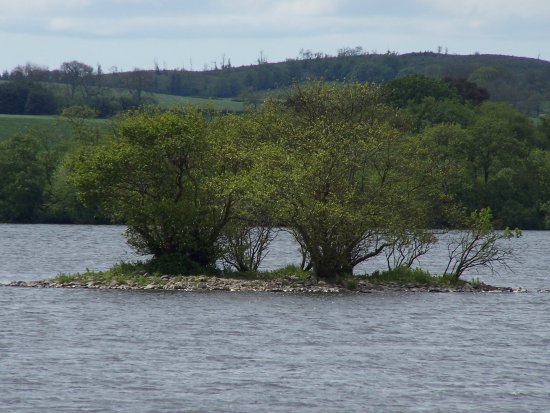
[2,52,550,117]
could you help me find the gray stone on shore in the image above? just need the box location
[2,275,521,294]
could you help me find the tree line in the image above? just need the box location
[2,76,550,229]
[0,62,157,117]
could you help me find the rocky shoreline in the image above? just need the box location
[3,275,524,293]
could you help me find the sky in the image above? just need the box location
[1,0,550,73]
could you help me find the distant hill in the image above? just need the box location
[3,53,550,116]
[100,52,550,116]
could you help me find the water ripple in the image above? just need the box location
[2,227,550,412]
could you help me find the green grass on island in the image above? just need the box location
[53,262,310,286]
[51,261,469,290]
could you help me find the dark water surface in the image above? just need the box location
[1,225,550,412]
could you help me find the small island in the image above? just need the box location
[5,264,518,293]
[2,80,527,292]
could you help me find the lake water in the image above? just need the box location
[1,225,550,412]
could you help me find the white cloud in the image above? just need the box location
[420,0,550,19]
[0,0,358,39]
[0,0,352,38]
[271,0,338,16]
[0,0,548,71]
[0,0,90,16]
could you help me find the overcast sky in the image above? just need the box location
[1,0,549,72]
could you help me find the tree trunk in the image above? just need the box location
[312,255,353,283]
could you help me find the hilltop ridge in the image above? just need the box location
[2,52,550,117]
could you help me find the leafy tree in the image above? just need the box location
[406,96,475,131]
[381,74,458,108]
[0,135,46,221]
[60,60,94,99]
[252,81,443,281]
[463,103,527,187]
[41,159,108,224]
[485,149,550,229]
[71,106,249,269]
[0,81,28,114]
[0,80,58,115]
[443,77,490,105]
[420,105,545,228]
[208,110,277,272]
[381,75,477,132]
[10,63,50,81]
[61,105,98,119]
[24,87,58,115]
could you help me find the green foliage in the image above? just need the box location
[0,80,58,115]
[70,106,252,268]
[368,266,458,286]
[0,135,47,221]
[41,159,109,224]
[444,77,490,105]
[381,75,482,132]
[345,278,358,291]
[53,274,75,284]
[419,101,550,229]
[0,80,543,235]
[269,264,310,277]
[469,277,482,288]
[153,93,243,112]
[98,53,548,117]
[381,75,458,108]
[1,57,549,233]
[53,263,160,287]
[0,114,111,223]
[249,80,444,280]
[144,253,217,276]
[0,114,106,141]
[407,96,475,131]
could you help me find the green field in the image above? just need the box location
[39,81,244,112]
[0,94,243,141]
[0,114,69,140]
[152,93,244,112]
[0,114,107,140]
[41,81,245,112]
